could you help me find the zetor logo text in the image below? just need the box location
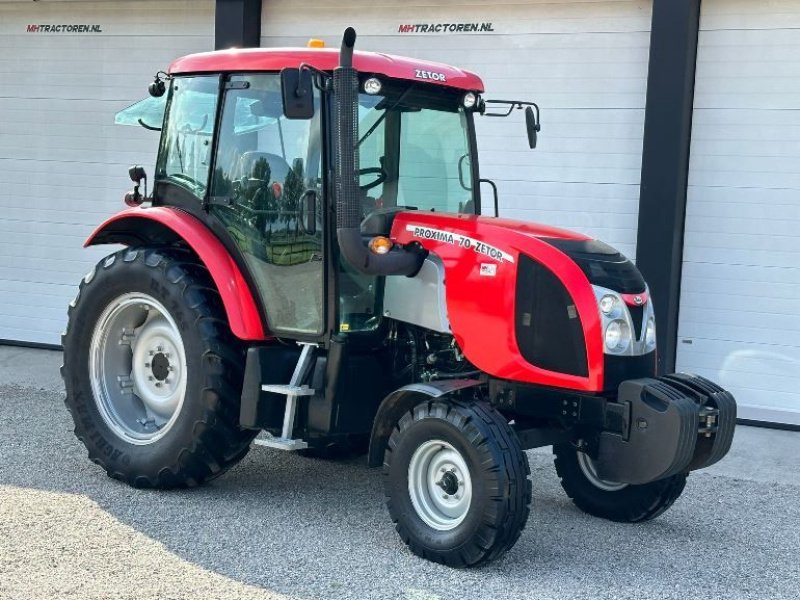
[398,22,495,34]
[415,69,446,82]
[26,24,103,33]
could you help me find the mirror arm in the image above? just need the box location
[298,63,332,91]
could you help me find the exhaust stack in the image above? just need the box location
[333,27,423,276]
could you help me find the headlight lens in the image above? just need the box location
[645,316,656,348]
[599,294,618,317]
[605,319,631,352]
[363,77,382,95]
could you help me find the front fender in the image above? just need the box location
[86,207,267,341]
[367,379,483,467]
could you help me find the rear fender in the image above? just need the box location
[367,379,482,467]
[85,207,268,341]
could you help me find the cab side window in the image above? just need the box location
[210,74,324,335]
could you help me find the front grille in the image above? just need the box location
[515,255,588,377]
[628,304,645,340]
[546,239,646,294]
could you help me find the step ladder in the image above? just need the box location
[253,342,316,451]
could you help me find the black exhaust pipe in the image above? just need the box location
[333,27,423,276]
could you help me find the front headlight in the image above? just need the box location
[605,319,631,353]
[593,286,635,355]
[599,294,621,318]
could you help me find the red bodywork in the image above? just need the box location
[85,207,268,341]
[391,212,606,392]
[169,48,484,93]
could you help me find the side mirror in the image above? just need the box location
[525,106,540,149]
[129,165,147,184]
[148,72,167,98]
[281,68,315,119]
[125,165,148,207]
[298,189,318,235]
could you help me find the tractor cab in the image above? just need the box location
[64,29,735,568]
[115,42,538,343]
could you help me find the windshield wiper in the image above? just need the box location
[357,84,415,147]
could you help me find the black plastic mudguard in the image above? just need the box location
[595,373,736,485]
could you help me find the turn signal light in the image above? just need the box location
[307,39,325,48]
[368,236,393,255]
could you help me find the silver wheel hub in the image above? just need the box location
[408,440,472,531]
[89,293,187,445]
[576,448,628,492]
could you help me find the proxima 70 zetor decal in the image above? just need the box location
[406,224,514,263]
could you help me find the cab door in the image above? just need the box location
[209,73,325,337]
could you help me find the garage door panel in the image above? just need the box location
[685,214,800,236]
[684,230,800,254]
[678,342,800,378]
[678,318,800,348]
[681,291,799,318]
[678,0,800,425]
[682,246,797,270]
[687,169,800,189]
[679,304,800,335]
[0,320,69,345]
[0,0,214,345]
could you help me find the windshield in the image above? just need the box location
[357,81,476,216]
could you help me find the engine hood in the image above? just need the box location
[391,211,606,391]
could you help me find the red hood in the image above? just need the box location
[474,215,589,241]
[391,210,604,392]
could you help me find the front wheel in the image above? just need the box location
[553,443,687,522]
[383,399,531,567]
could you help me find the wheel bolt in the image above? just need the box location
[148,375,154,381]
[149,350,155,356]
[157,346,163,352]
[155,382,163,388]
[144,362,150,368]
[442,494,449,500]
[168,366,175,372]
[440,467,446,473]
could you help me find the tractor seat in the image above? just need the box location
[237,151,292,183]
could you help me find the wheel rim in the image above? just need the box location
[408,439,472,531]
[576,449,628,492]
[89,293,188,445]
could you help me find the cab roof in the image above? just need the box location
[168,47,484,93]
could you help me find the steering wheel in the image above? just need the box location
[358,167,386,191]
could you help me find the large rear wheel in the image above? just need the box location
[62,247,257,488]
[383,398,531,567]
[553,442,687,522]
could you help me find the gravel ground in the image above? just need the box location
[1,347,799,600]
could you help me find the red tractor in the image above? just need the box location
[63,28,736,567]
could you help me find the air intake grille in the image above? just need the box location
[515,255,588,377]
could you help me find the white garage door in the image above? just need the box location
[677,0,800,425]
[0,0,213,345]
[261,0,653,260]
